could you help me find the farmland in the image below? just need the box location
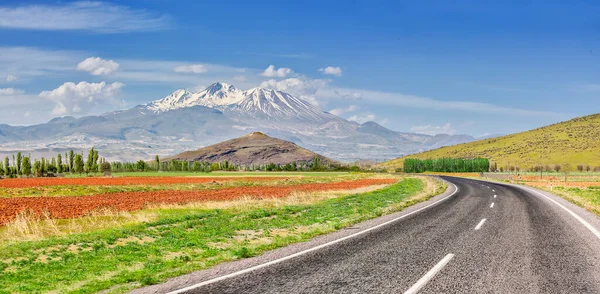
[0,173,444,293]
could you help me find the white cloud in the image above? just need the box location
[39,81,125,115]
[261,65,293,78]
[259,77,329,107]
[0,88,24,95]
[0,1,171,33]
[77,57,120,75]
[348,113,376,124]
[319,87,560,117]
[410,123,456,135]
[319,66,343,76]
[174,64,207,74]
[6,74,18,82]
[329,105,357,116]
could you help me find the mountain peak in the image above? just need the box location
[205,82,236,96]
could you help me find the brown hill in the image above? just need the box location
[163,132,336,166]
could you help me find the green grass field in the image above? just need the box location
[0,177,441,293]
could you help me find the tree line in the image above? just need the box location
[0,148,111,178]
[0,148,361,178]
[403,158,490,173]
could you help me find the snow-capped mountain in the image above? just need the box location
[0,82,476,162]
[147,82,335,122]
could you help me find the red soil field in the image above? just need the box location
[0,179,397,225]
[0,176,288,188]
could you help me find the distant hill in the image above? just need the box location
[163,132,337,166]
[379,113,600,171]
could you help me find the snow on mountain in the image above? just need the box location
[0,82,476,162]
[147,82,335,122]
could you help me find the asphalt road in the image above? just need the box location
[151,177,600,294]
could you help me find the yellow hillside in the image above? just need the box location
[380,113,600,171]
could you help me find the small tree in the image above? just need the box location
[69,150,75,173]
[74,154,84,174]
[136,160,146,172]
[577,165,584,172]
[21,157,32,176]
[100,161,111,174]
[155,155,160,171]
[554,164,561,173]
[4,157,9,176]
[33,160,42,177]
[16,152,22,175]
[57,154,63,173]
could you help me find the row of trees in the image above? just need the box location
[403,158,490,173]
[0,148,111,178]
[1,148,360,178]
[112,156,356,173]
[491,163,600,173]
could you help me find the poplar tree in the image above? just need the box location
[155,155,160,171]
[74,154,84,174]
[21,157,32,176]
[3,157,9,176]
[16,152,22,175]
[69,150,75,173]
[57,154,63,173]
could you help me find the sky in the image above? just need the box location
[0,0,598,137]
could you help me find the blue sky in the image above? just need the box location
[0,1,598,137]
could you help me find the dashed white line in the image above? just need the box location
[475,218,487,230]
[490,203,495,208]
[494,195,497,198]
[403,254,455,294]
[492,189,495,192]
[166,183,461,294]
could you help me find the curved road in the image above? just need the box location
[151,176,600,293]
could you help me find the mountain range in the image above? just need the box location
[0,82,475,162]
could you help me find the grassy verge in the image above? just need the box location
[531,186,600,216]
[0,177,440,293]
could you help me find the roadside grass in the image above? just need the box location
[533,186,600,217]
[0,174,373,198]
[64,171,351,178]
[0,177,438,293]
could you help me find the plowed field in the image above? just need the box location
[0,178,396,225]
[0,176,287,188]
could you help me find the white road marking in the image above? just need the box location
[490,203,494,208]
[475,218,487,230]
[403,254,455,294]
[492,189,495,192]
[494,195,497,198]
[166,183,461,294]
[519,186,600,240]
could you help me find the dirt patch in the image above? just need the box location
[108,236,156,248]
[0,179,396,225]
